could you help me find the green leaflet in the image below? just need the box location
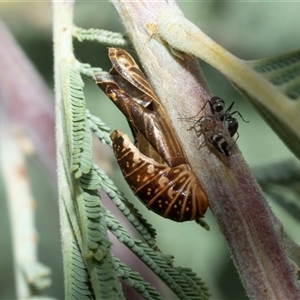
[94,165,157,248]
[68,241,93,300]
[68,241,124,300]
[252,160,300,224]
[72,119,93,177]
[60,63,122,298]
[91,253,125,300]
[106,212,210,300]
[61,65,93,178]
[77,62,104,80]
[61,171,123,299]
[175,267,211,300]
[74,27,130,47]
[76,189,111,261]
[80,170,101,191]
[249,50,300,99]
[113,257,164,300]
[237,50,300,160]
[86,110,112,147]
[62,164,122,298]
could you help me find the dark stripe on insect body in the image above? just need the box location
[187,115,232,156]
[210,134,230,156]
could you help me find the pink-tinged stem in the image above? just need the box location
[0,124,52,298]
[109,1,300,299]
[0,20,56,181]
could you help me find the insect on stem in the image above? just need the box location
[95,48,209,224]
[181,96,248,156]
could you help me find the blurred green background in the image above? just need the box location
[0,2,299,299]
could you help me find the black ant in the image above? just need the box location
[181,96,248,156]
[209,96,249,139]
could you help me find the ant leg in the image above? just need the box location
[187,118,202,133]
[225,101,249,123]
[178,99,210,121]
[225,101,235,113]
[231,110,249,123]
[229,131,240,151]
[198,139,206,150]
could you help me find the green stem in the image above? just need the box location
[52,1,76,297]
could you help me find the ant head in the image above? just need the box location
[210,96,225,113]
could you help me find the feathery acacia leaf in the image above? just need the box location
[106,212,210,300]
[113,257,164,300]
[253,160,300,224]
[62,65,92,178]
[74,27,130,47]
[238,51,300,159]
[95,165,157,247]
[86,110,112,147]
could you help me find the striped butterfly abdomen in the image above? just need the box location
[111,130,208,222]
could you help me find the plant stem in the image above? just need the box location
[52,0,75,296]
[109,1,300,299]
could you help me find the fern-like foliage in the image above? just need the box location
[113,257,164,300]
[60,63,122,298]
[86,110,112,147]
[253,160,300,224]
[238,51,300,159]
[75,61,105,80]
[94,165,158,248]
[68,241,93,299]
[106,212,210,300]
[253,160,300,185]
[249,50,300,100]
[74,28,130,47]
[62,65,92,178]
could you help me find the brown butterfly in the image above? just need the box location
[95,48,208,223]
